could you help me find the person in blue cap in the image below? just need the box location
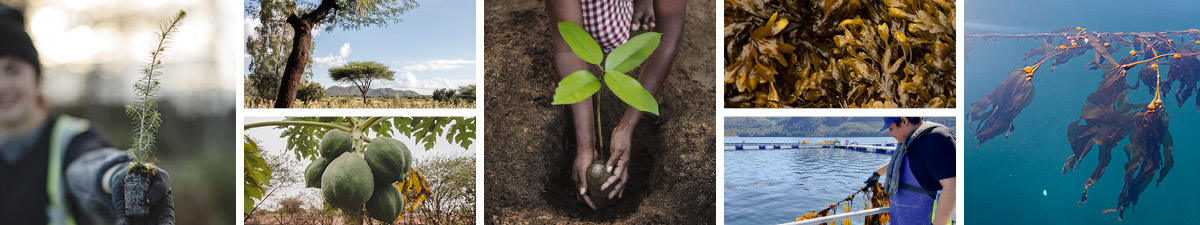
[862,117,956,225]
[0,5,175,225]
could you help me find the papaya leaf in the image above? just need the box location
[398,169,432,212]
[604,70,660,114]
[606,32,662,73]
[557,21,603,65]
[552,70,602,105]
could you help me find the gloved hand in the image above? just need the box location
[862,172,881,191]
[112,166,175,225]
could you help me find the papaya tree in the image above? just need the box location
[244,117,475,224]
[329,61,395,104]
[247,0,419,108]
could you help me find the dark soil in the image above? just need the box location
[124,172,150,217]
[483,0,716,224]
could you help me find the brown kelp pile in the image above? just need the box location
[794,183,890,225]
[969,28,1199,220]
[725,0,955,108]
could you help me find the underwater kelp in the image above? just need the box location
[967,70,1035,148]
[969,28,1199,220]
[725,0,955,108]
[794,183,890,225]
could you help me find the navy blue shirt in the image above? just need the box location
[906,124,956,191]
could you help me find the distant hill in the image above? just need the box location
[724,117,956,137]
[325,86,420,97]
[724,130,739,137]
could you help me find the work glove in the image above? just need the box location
[862,172,881,191]
[111,166,176,225]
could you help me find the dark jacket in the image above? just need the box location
[1,113,130,225]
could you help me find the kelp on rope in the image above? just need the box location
[968,27,1197,221]
[795,183,891,225]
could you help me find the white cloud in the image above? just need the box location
[244,15,260,40]
[386,71,468,95]
[312,43,352,67]
[401,59,475,72]
[338,43,351,56]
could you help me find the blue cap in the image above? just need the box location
[878,117,901,132]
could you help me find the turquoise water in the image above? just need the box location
[966,0,1200,223]
[724,137,894,225]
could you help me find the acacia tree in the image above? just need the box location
[330,61,395,104]
[257,0,419,108]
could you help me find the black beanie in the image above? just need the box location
[0,5,40,75]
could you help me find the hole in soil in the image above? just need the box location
[538,90,664,221]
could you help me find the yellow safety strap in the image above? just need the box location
[47,115,88,225]
[931,197,955,225]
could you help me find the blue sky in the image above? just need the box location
[244,0,476,95]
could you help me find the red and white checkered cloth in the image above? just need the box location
[580,0,633,53]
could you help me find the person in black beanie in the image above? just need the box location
[0,5,176,225]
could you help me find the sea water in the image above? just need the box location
[966,0,1200,223]
[724,137,894,225]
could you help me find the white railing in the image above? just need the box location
[777,207,890,225]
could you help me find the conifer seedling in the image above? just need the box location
[124,10,185,217]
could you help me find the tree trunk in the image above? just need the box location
[274,0,338,108]
[342,209,364,225]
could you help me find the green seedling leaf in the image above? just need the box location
[558,21,603,65]
[606,32,662,73]
[604,70,659,115]
[552,70,601,105]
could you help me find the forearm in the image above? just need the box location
[875,163,888,175]
[553,39,597,149]
[636,0,685,96]
[547,0,598,151]
[616,0,684,128]
[66,148,132,223]
[934,178,957,225]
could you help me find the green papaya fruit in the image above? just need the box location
[364,137,413,184]
[319,130,354,159]
[365,183,406,223]
[304,157,328,188]
[321,152,374,210]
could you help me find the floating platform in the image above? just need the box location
[725,141,896,154]
[829,144,896,154]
